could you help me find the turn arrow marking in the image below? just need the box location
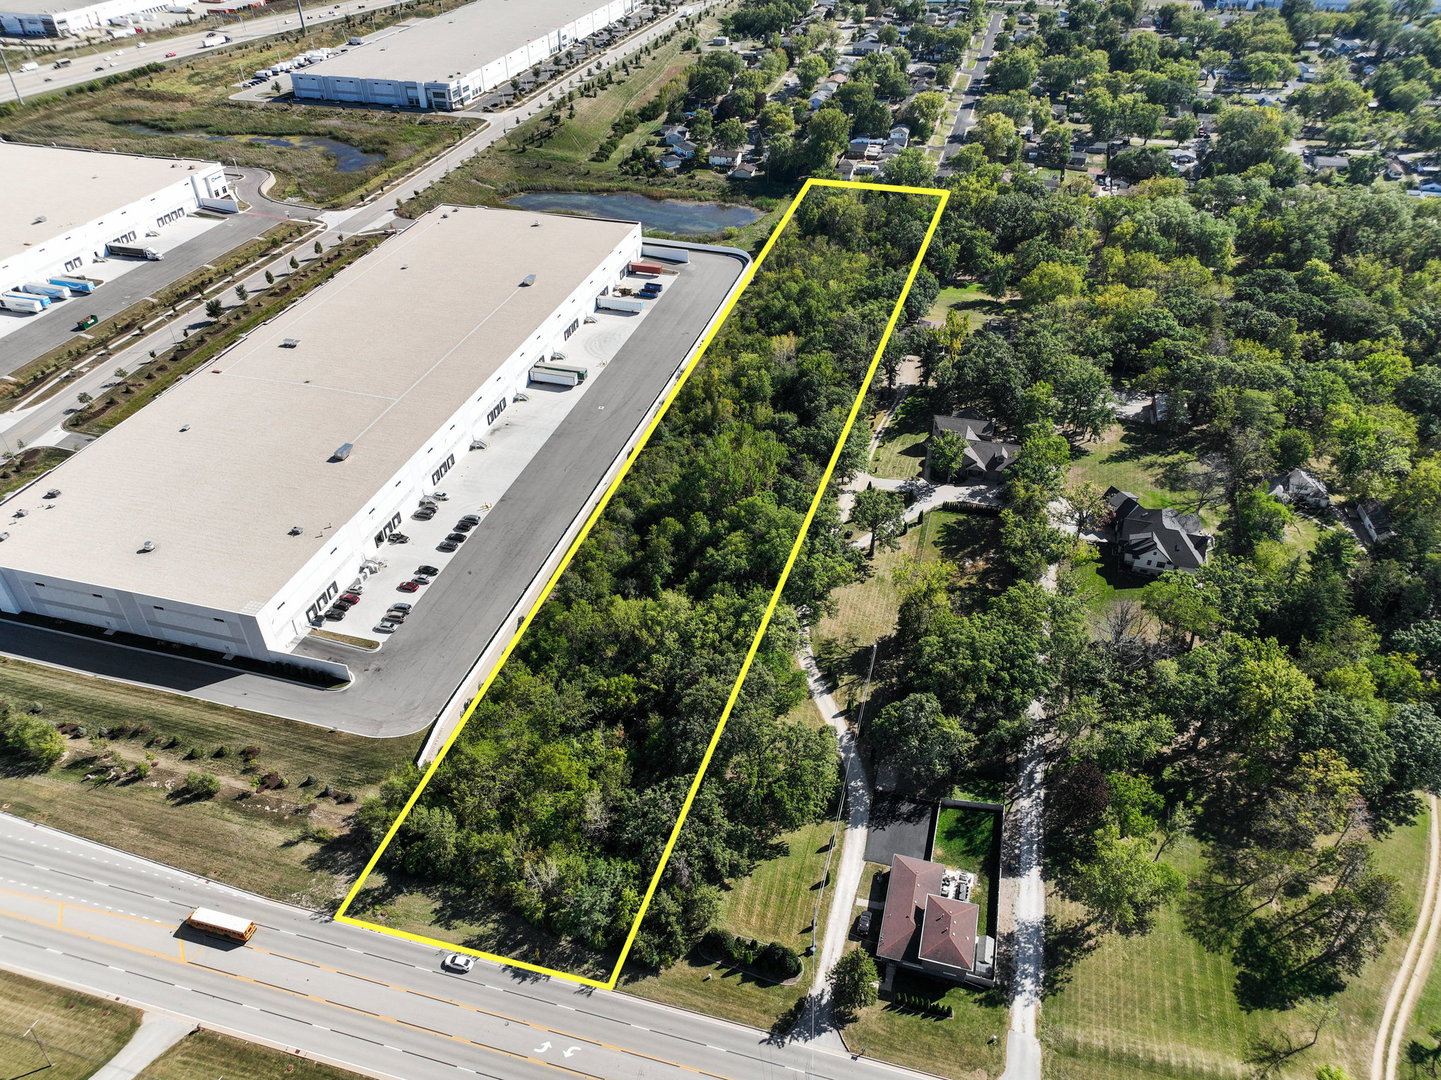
[533,1041,551,1054]
[563,1046,582,1058]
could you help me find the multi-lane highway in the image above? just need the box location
[0,815,918,1080]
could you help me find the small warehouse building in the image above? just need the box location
[0,0,175,36]
[0,142,231,291]
[0,205,643,665]
[291,0,638,111]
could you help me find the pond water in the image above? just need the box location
[505,192,762,235]
[122,124,382,173]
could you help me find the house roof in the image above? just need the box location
[918,894,979,971]
[1104,487,1211,569]
[932,408,995,438]
[962,439,1018,475]
[1265,467,1328,500]
[877,855,945,964]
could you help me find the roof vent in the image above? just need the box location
[33,215,47,225]
[180,424,190,432]
[331,442,354,462]
[288,525,303,536]
[531,219,541,227]
[520,273,536,286]
[138,540,155,553]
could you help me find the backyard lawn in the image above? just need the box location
[927,283,1010,329]
[931,805,1001,937]
[1067,424,1222,533]
[1042,809,1431,1079]
[0,970,138,1080]
[845,966,1010,1079]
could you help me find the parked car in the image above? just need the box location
[412,574,431,585]
[453,520,474,532]
[412,507,436,520]
[324,608,346,621]
[387,533,410,544]
[437,540,459,553]
[397,580,421,593]
[442,953,474,973]
[334,598,355,610]
[415,565,440,577]
[375,621,399,634]
[389,602,413,612]
[431,491,449,501]
[445,532,467,544]
[384,611,407,623]
[340,592,361,604]
[459,514,481,526]
[854,909,873,938]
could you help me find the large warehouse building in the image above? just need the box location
[0,142,231,290]
[291,0,638,111]
[0,206,643,664]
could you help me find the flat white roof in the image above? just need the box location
[0,206,636,611]
[302,0,619,84]
[0,142,221,265]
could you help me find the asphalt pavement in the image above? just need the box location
[0,250,746,737]
[939,13,1005,173]
[0,813,924,1080]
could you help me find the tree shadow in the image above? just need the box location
[1039,914,1099,999]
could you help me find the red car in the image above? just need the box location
[340,591,361,604]
[165,51,177,57]
[397,580,421,593]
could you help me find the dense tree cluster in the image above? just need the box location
[357,191,940,968]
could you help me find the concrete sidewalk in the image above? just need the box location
[91,1012,194,1080]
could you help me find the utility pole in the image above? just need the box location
[1,48,24,105]
[293,0,306,35]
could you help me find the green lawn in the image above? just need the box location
[869,394,931,481]
[622,817,844,1030]
[1067,549,1153,612]
[846,966,1010,1078]
[0,656,421,907]
[146,1030,366,1080]
[1043,809,1432,1079]
[931,805,1001,936]
[1067,424,1221,532]
[928,283,1010,328]
[0,969,139,1080]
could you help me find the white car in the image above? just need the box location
[442,953,474,973]
[430,491,449,501]
[375,620,400,633]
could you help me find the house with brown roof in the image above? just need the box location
[875,854,994,987]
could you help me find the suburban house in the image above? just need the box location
[728,161,758,180]
[659,154,683,171]
[876,855,995,987]
[660,124,689,147]
[929,410,1020,483]
[1103,487,1212,575]
[708,149,740,166]
[1264,467,1330,510]
[887,124,911,149]
[1355,498,1395,544]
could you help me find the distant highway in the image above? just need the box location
[0,814,921,1080]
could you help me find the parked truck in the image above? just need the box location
[106,243,162,261]
[21,281,71,300]
[597,294,644,314]
[1,293,47,313]
[49,276,96,294]
[529,362,589,387]
[628,260,664,276]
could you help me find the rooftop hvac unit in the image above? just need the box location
[139,541,156,553]
[288,525,303,536]
[331,442,353,461]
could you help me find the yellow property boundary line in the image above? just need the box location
[335,178,950,988]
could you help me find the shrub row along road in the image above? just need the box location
[0,814,924,1080]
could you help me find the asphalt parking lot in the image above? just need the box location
[0,247,747,736]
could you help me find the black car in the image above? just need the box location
[445,532,467,544]
[388,533,410,544]
[413,507,437,520]
[324,608,346,621]
[437,539,459,553]
[453,520,475,532]
[416,565,440,577]
[854,909,873,938]
[390,602,413,612]
[459,514,481,525]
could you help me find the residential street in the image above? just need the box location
[0,814,934,1080]
[937,12,1005,173]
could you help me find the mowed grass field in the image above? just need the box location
[869,394,931,481]
[0,969,138,1080]
[1042,810,1431,1079]
[1067,424,1221,533]
[0,10,461,205]
[146,1030,367,1080]
[0,657,421,906]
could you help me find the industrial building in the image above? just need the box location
[0,205,645,665]
[0,0,178,36]
[0,143,231,292]
[291,0,638,111]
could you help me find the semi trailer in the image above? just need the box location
[597,294,645,314]
[628,260,664,276]
[106,243,163,261]
[529,362,589,387]
[49,276,96,294]
[21,282,71,300]
[0,293,47,313]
